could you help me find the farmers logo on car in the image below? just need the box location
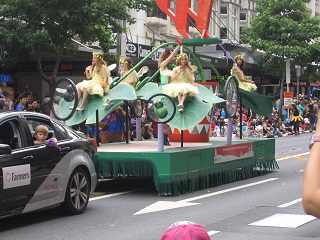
[5,172,11,183]
[2,164,31,189]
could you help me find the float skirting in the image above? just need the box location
[95,138,278,196]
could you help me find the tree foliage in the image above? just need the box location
[241,0,320,101]
[242,0,320,61]
[0,0,154,90]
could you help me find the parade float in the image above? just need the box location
[50,0,278,196]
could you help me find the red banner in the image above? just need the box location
[214,143,254,163]
[156,0,213,39]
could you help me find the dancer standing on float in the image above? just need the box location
[76,52,110,111]
[231,55,257,92]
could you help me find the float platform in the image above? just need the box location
[94,137,278,196]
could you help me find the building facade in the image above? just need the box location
[2,0,320,100]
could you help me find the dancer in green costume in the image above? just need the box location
[158,45,180,86]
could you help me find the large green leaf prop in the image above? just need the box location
[65,84,136,126]
[196,84,225,105]
[239,89,273,117]
[85,99,124,124]
[168,97,212,130]
[162,83,225,130]
[136,82,160,99]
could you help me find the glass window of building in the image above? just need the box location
[220,6,228,15]
[220,27,228,39]
[240,12,247,21]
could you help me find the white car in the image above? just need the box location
[0,111,97,219]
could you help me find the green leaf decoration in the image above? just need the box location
[65,95,106,126]
[196,83,226,104]
[106,83,137,101]
[85,99,124,124]
[167,96,212,130]
[65,83,136,126]
[55,98,74,119]
[239,89,273,117]
[136,82,161,99]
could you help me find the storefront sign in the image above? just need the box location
[16,62,90,73]
[292,81,307,86]
[310,82,320,86]
[126,42,161,60]
[0,74,11,83]
[126,43,138,58]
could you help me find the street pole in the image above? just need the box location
[286,59,291,116]
[296,66,301,101]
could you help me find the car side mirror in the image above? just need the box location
[0,144,12,155]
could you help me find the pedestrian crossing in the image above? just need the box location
[248,213,316,228]
[206,198,318,238]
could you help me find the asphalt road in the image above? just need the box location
[0,133,318,240]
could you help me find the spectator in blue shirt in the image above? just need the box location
[15,95,28,111]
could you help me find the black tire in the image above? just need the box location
[62,167,90,215]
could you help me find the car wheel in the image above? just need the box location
[62,167,90,215]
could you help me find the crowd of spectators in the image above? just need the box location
[0,86,51,116]
[1,85,318,143]
[211,93,318,139]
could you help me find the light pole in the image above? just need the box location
[296,65,301,100]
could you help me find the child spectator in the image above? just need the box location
[34,125,49,144]
[33,125,58,148]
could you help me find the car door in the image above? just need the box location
[21,116,73,210]
[0,117,39,218]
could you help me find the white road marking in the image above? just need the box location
[89,190,136,201]
[134,178,278,215]
[179,178,278,203]
[249,213,316,228]
[276,152,309,161]
[207,230,220,235]
[277,198,302,208]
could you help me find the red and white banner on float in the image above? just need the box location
[214,142,254,163]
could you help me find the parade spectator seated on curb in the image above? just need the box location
[142,124,153,140]
[161,221,210,240]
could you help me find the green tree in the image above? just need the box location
[0,0,154,92]
[241,0,320,105]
